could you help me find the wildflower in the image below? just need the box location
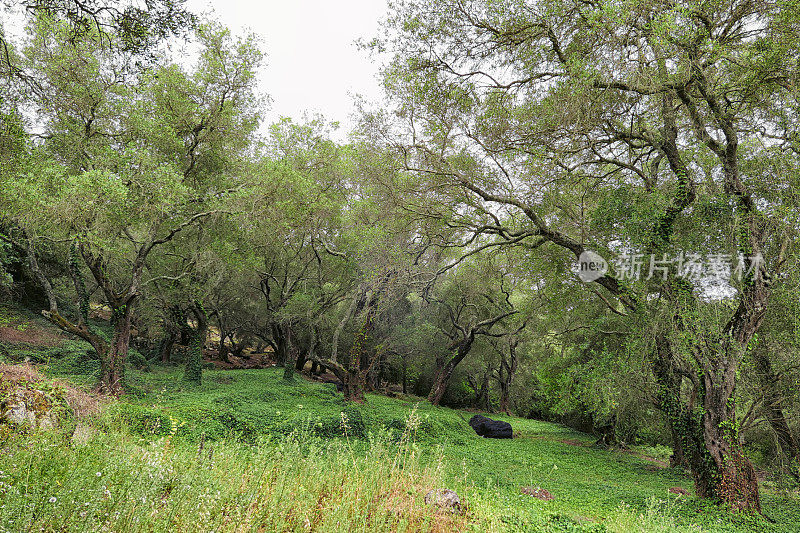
[96,472,102,477]
[48,496,57,503]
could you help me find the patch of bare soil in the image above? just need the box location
[619,449,669,469]
[0,325,65,346]
[521,486,555,500]
[204,350,276,370]
[559,438,589,447]
[88,303,112,321]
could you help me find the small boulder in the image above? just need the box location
[2,387,59,430]
[468,414,513,439]
[424,489,462,512]
[520,486,554,500]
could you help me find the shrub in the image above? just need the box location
[127,349,150,372]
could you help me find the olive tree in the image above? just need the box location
[2,19,261,393]
[376,0,800,510]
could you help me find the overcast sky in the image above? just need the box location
[186,0,389,138]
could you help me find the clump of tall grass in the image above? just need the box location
[0,408,475,532]
[601,498,704,533]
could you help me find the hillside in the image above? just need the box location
[2,303,800,531]
[1,356,799,531]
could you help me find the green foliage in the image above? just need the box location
[182,330,203,385]
[1,0,195,56]
[0,239,15,290]
[126,349,150,372]
[1,365,799,531]
[3,340,95,368]
[44,347,100,379]
[104,403,172,438]
[0,0,797,525]
[118,368,470,445]
[0,305,27,330]
[0,422,461,532]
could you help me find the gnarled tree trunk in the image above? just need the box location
[700,355,760,511]
[467,370,491,411]
[184,302,208,384]
[428,309,515,406]
[428,343,471,406]
[98,305,133,395]
[270,322,291,367]
[159,331,176,363]
[495,338,519,415]
[656,321,764,511]
[341,368,366,403]
[217,331,231,363]
[158,306,182,363]
[26,233,132,395]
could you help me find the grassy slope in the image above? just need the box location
[2,302,800,532]
[113,367,799,532]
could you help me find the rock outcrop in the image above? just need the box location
[0,364,91,433]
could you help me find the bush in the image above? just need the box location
[127,349,150,372]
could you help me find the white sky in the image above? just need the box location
[186,0,389,138]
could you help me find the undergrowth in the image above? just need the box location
[0,420,475,532]
[0,330,797,532]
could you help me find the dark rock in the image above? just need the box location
[468,414,513,439]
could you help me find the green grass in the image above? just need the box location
[0,422,470,532]
[3,356,800,531]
